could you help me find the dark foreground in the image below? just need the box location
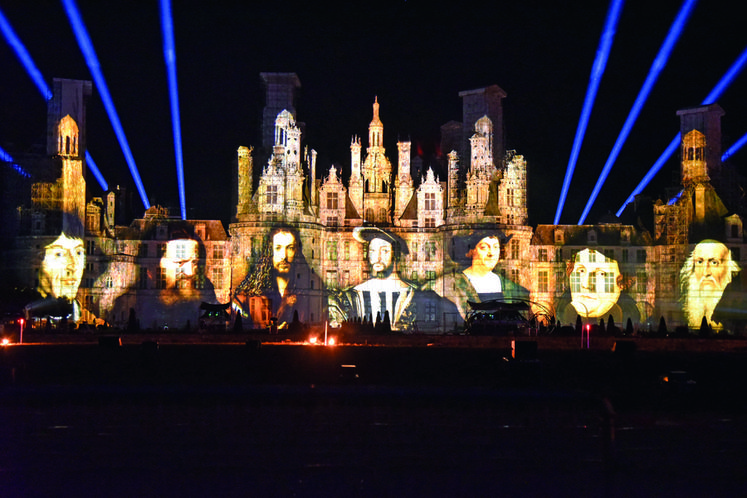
[2,342,747,497]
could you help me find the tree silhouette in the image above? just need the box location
[625,317,634,336]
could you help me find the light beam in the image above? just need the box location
[553,0,624,225]
[1,5,108,191]
[578,0,697,225]
[0,146,32,178]
[722,131,747,162]
[0,7,52,100]
[62,0,150,210]
[160,0,187,220]
[616,45,747,217]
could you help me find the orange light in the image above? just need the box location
[327,337,336,346]
[308,336,318,345]
[1,338,10,346]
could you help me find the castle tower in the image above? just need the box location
[677,104,724,185]
[58,114,85,235]
[349,136,363,217]
[394,141,413,224]
[458,85,506,167]
[361,97,393,224]
[47,78,92,158]
[446,150,460,221]
[464,117,494,217]
[260,72,301,153]
[498,151,528,225]
[236,146,253,219]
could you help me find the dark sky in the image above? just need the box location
[1,1,746,226]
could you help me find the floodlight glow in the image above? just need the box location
[554,0,623,225]
[722,131,747,162]
[0,145,32,177]
[62,0,150,210]
[578,0,697,225]
[160,0,186,220]
[616,45,747,217]
[0,7,53,100]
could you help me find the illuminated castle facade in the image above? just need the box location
[3,75,746,334]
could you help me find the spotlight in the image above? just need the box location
[722,131,747,162]
[578,0,697,225]
[554,0,623,225]
[160,0,187,220]
[62,0,150,210]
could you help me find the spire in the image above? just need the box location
[371,96,381,126]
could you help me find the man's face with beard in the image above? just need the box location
[691,242,730,291]
[272,231,296,275]
[368,238,393,277]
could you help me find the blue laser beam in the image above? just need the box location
[0,7,52,100]
[1,5,108,191]
[0,145,32,178]
[85,151,108,191]
[62,0,150,210]
[722,131,747,162]
[553,0,624,225]
[615,47,747,217]
[578,0,697,225]
[160,0,186,220]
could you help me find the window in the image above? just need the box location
[138,243,148,257]
[622,249,629,263]
[636,249,646,263]
[138,267,148,289]
[555,271,565,292]
[86,240,95,255]
[507,189,514,206]
[158,243,166,257]
[156,267,166,289]
[267,185,278,204]
[424,217,435,228]
[326,270,337,287]
[510,240,519,260]
[426,270,436,280]
[326,192,339,210]
[603,270,615,293]
[538,248,548,262]
[538,271,548,292]
[212,245,224,260]
[603,249,614,261]
[211,267,223,288]
[424,302,437,322]
[326,241,338,261]
[425,241,437,261]
[424,192,436,210]
[555,248,563,262]
[326,216,339,226]
[511,269,519,284]
[636,271,646,293]
[344,241,350,261]
[195,266,206,290]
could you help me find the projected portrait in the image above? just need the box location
[234,226,309,329]
[555,248,639,325]
[435,231,527,320]
[328,227,416,331]
[38,232,86,300]
[680,239,740,329]
[24,231,86,321]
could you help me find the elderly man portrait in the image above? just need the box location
[680,239,741,330]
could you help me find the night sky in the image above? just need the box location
[1,0,745,226]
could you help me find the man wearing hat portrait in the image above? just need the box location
[328,226,417,331]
